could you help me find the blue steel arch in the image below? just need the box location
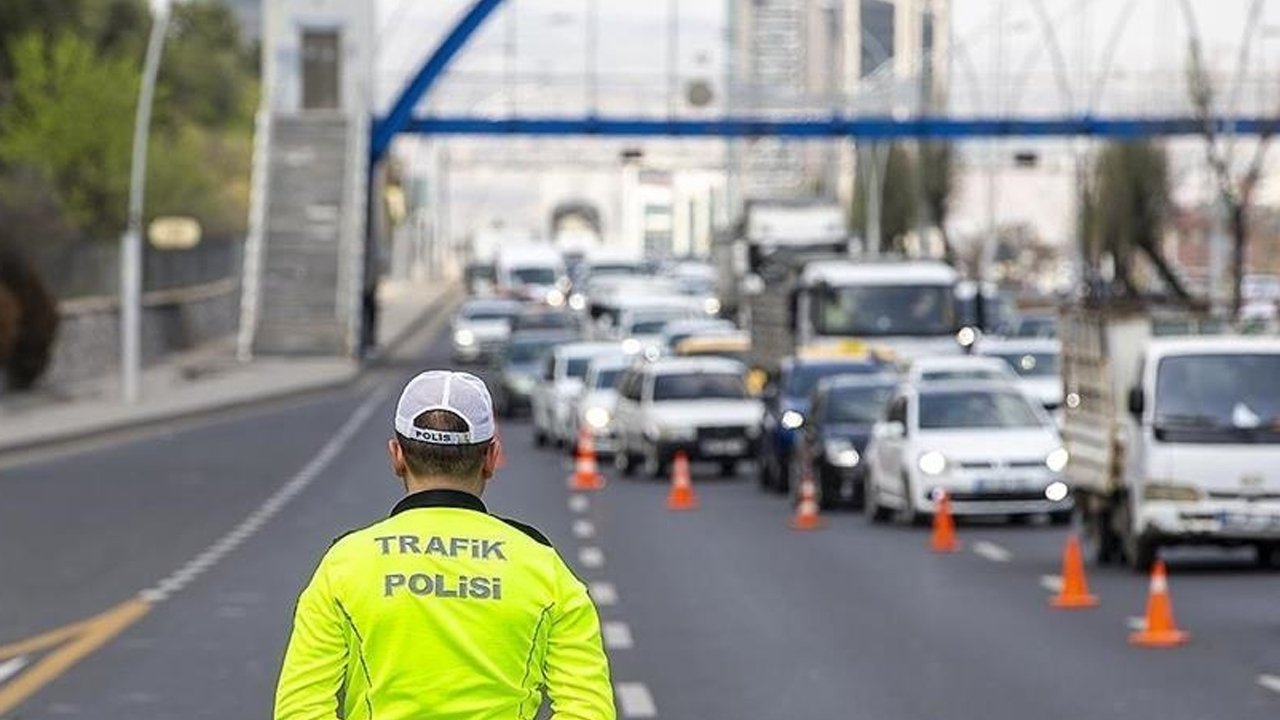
[372,0,1280,155]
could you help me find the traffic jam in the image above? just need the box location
[454,202,1280,612]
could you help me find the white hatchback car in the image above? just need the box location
[612,357,764,478]
[530,342,621,447]
[905,355,1020,385]
[864,380,1071,524]
[566,353,634,456]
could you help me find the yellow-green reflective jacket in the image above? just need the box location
[274,489,615,720]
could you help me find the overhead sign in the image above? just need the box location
[148,216,202,250]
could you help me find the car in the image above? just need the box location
[450,298,522,363]
[660,317,738,353]
[673,332,751,364]
[568,353,634,457]
[1010,311,1058,339]
[612,357,764,479]
[530,342,621,447]
[904,355,1020,385]
[511,306,580,335]
[978,337,1063,411]
[792,374,897,509]
[758,355,892,494]
[490,330,576,418]
[864,380,1071,525]
[613,299,705,352]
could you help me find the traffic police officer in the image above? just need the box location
[274,370,615,719]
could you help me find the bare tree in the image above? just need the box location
[1180,0,1273,316]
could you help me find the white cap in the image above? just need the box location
[394,371,496,445]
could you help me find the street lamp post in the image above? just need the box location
[120,1,172,404]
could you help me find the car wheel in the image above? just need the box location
[1255,543,1279,569]
[864,474,891,523]
[614,445,636,477]
[758,453,777,492]
[817,468,839,511]
[719,460,737,477]
[1126,534,1159,574]
[533,426,546,447]
[1049,510,1073,526]
[642,443,667,480]
[898,474,926,526]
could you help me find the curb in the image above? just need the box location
[0,285,459,460]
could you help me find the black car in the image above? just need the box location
[793,374,896,510]
[490,330,576,417]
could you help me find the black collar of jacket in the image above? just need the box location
[390,489,487,517]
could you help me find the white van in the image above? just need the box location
[495,244,568,305]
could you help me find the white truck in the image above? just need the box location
[746,257,963,372]
[1061,308,1280,570]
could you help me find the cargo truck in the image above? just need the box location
[1061,307,1280,570]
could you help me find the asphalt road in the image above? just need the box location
[2,322,1279,719]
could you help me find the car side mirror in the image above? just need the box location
[1127,386,1144,418]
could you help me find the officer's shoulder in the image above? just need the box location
[496,516,553,547]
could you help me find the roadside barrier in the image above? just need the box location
[1050,534,1100,609]
[568,427,606,491]
[930,492,960,553]
[790,456,823,531]
[665,451,699,511]
[1129,560,1189,647]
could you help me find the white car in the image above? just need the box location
[905,355,1020,385]
[567,353,634,456]
[864,380,1071,524]
[530,342,621,447]
[450,298,522,363]
[978,337,1063,411]
[612,357,764,478]
[660,317,738,353]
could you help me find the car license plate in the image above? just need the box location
[973,478,1032,493]
[1219,512,1280,532]
[701,439,745,456]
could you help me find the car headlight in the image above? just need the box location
[1143,482,1203,502]
[510,375,536,393]
[569,293,587,311]
[584,406,611,430]
[917,451,948,476]
[1044,481,1070,502]
[622,338,642,354]
[546,289,566,307]
[780,410,804,430]
[454,329,475,347]
[1045,447,1069,473]
[825,439,861,468]
[703,297,722,315]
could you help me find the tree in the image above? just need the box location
[0,32,138,236]
[1086,141,1203,306]
[851,143,918,253]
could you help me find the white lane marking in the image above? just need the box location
[1039,574,1064,593]
[615,682,658,718]
[1127,617,1147,631]
[569,495,590,513]
[139,387,390,604]
[573,519,596,539]
[602,621,634,649]
[0,656,29,684]
[578,547,605,568]
[1258,674,1280,695]
[972,541,1013,563]
[589,581,618,606]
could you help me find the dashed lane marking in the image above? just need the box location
[602,621,634,649]
[0,657,28,685]
[569,495,590,513]
[579,547,605,568]
[972,541,1013,563]
[616,682,658,718]
[589,581,618,606]
[1127,617,1147,631]
[1039,574,1064,593]
[1258,674,1280,695]
[573,520,596,539]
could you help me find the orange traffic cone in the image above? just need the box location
[567,427,606,491]
[665,451,699,510]
[930,491,960,553]
[790,469,824,531]
[1050,534,1099,609]
[1129,560,1189,647]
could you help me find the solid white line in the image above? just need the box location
[972,541,1013,563]
[1127,617,1147,631]
[602,621,634,649]
[0,656,28,684]
[589,581,618,606]
[1039,574,1064,593]
[1258,674,1280,695]
[569,495,590,513]
[615,682,658,718]
[139,387,390,604]
[578,547,605,568]
[573,519,596,539]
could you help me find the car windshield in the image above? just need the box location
[506,339,561,364]
[1154,354,1280,444]
[813,284,956,337]
[920,369,1007,382]
[990,352,1058,378]
[918,390,1045,430]
[591,368,623,390]
[462,305,517,322]
[652,372,745,401]
[518,313,573,330]
[824,385,894,423]
[565,357,591,379]
[511,267,558,285]
[785,363,882,397]
[1013,315,1058,338]
[631,319,672,335]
